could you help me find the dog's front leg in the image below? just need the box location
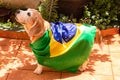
[34,64,43,74]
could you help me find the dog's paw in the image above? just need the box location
[79,66,88,72]
[34,67,42,74]
[78,60,88,72]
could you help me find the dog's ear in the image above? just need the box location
[28,15,44,37]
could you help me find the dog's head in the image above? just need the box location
[15,8,45,37]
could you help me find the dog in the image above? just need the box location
[15,8,102,74]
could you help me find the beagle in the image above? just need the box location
[15,8,102,74]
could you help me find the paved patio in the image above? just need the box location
[0,34,120,80]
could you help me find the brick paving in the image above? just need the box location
[0,34,120,80]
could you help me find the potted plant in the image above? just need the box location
[0,20,29,40]
[0,0,58,39]
[0,0,42,40]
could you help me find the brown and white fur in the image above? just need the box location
[15,8,102,74]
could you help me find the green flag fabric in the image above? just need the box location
[30,22,96,72]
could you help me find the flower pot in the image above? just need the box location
[101,28,119,37]
[0,30,29,40]
[0,0,40,9]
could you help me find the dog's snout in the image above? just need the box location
[16,10,20,14]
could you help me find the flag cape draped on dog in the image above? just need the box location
[30,22,96,72]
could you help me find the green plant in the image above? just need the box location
[38,0,79,23]
[58,14,77,23]
[0,20,14,28]
[38,0,78,23]
[80,0,120,30]
[38,0,58,22]
[0,19,23,31]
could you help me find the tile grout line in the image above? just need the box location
[14,40,23,57]
[107,39,115,80]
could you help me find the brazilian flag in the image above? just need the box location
[30,22,96,72]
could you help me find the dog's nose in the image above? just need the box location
[16,10,20,14]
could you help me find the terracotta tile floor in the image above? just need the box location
[0,34,120,80]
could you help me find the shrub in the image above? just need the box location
[38,0,58,22]
[38,0,77,23]
[80,0,120,30]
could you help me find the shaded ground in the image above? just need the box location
[0,34,120,80]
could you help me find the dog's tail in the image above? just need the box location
[95,28,104,50]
